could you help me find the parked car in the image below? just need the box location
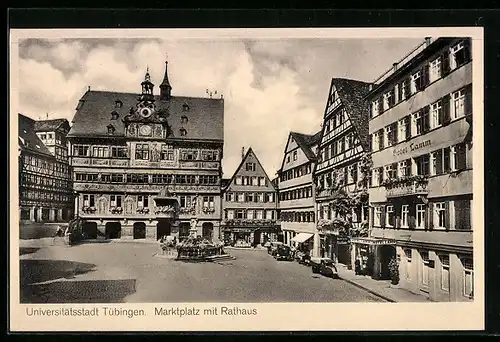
[268,241,283,255]
[300,253,312,266]
[310,257,339,279]
[274,245,293,261]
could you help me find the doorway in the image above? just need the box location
[379,245,397,280]
[133,222,147,239]
[202,222,214,240]
[105,222,121,239]
[156,219,172,240]
[253,230,261,246]
[82,222,98,239]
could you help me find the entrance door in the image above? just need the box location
[253,230,261,245]
[105,222,121,239]
[33,207,38,222]
[133,222,146,239]
[156,220,171,240]
[83,222,98,239]
[379,245,396,280]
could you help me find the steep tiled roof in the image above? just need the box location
[330,78,371,151]
[67,90,224,141]
[33,118,68,132]
[290,130,321,161]
[18,114,54,157]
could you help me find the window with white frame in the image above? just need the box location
[372,99,379,117]
[386,205,395,227]
[237,193,244,202]
[416,154,430,176]
[435,202,447,228]
[398,159,411,177]
[429,57,442,82]
[461,257,474,298]
[203,196,215,209]
[137,195,148,209]
[255,210,263,220]
[420,251,430,287]
[259,176,266,186]
[431,149,443,175]
[383,89,394,110]
[452,89,466,119]
[401,205,409,227]
[374,207,382,226]
[450,41,469,70]
[440,254,450,292]
[384,164,397,180]
[83,194,95,207]
[110,195,122,208]
[251,176,258,186]
[227,209,234,219]
[293,151,298,161]
[416,204,426,229]
[266,210,273,220]
[404,248,412,280]
[400,79,409,101]
[235,176,243,185]
[372,168,380,187]
[410,70,422,94]
[246,162,256,171]
[398,117,409,142]
[451,143,467,171]
[372,132,380,152]
[431,100,443,128]
[384,125,395,147]
[246,209,253,220]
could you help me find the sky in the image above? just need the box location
[18,37,424,178]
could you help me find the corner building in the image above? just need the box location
[367,37,473,301]
[19,114,73,222]
[67,62,224,241]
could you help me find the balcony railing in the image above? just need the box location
[385,178,429,198]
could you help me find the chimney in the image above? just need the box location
[241,147,245,160]
[393,62,398,72]
[425,37,431,47]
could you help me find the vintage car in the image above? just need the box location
[310,257,339,279]
[298,252,312,266]
[267,241,283,255]
[274,245,293,261]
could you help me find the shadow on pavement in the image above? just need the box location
[20,259,137,303]
[19,247,40,256]
[22,279,137,303]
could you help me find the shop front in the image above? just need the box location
[291,232,314,255]
[350,237,397,279]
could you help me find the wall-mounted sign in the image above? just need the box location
[393,139,432,157]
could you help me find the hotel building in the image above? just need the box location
[66,61,224,241]
[367,37,473,301]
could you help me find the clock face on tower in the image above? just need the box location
[139,125,152,136]
[140,107,153,118]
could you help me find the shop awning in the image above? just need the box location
[291,233,314,244]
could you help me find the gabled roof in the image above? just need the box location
[224,147,277,191]
[327,78,371,150]
[33,118,69,132]
[290,130,322,161]
[67,90,224,141]
[18,114,54,157]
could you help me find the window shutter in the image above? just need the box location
[427,203,434,230]
[444,201,450,230]
[441,50,451,76]
[404,78,411,96]
[398,82,403,101]
[378,97,384,113]
[395,206,401,229]
[391,88,396,105]
[442,95,451,125]
[422,64,430,88]
[465,86,473,117]
[405,116,412,139]
[380,206,386,229]
[378,129,384,150]
[423,106,430,132]
[408,205,416,229]
[463,38,471,63]
[456,143,467,170]
[370,207,375,228]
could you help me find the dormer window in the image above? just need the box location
[107,124,116,134]
[182,104,190,111]
[181,115,188,124]
[111,111,119,120]
[179,128,187,136]
[115,100,123,108]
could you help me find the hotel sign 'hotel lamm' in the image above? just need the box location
[66,61,224,241]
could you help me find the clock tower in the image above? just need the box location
[123,68,171,139]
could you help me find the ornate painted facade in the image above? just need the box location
[66,62,224,241]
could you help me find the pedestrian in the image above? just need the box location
[354,259,361,275]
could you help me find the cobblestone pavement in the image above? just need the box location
[19,242,385,303]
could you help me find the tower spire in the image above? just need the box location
[139,67,155,102]
[160,58,172,100]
